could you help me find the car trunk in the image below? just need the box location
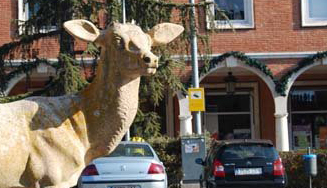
[219,143,279,182]
[94,157,154,178]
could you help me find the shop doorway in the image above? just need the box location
[204,91,254,140]
[289,88,327,150]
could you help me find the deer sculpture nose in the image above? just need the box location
[143,56,151,63]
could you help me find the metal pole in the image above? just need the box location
[122,0,126,24]
[307,147,312,188]
[189,0,202,135]
[122,0,130,141]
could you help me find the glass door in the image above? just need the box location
[204,92,253,140]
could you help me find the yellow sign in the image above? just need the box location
[188,88,205,111]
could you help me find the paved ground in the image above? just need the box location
[181,180,200,188]
[181,183,200,188]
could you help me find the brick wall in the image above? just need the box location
[0,0,89,59]
[0,0,16,44]
[3,1,326,58]
[2,1,327,55]
[200,0,327,53]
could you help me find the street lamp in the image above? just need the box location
[224,71,237,95]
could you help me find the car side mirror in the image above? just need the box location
[195,158,205,166]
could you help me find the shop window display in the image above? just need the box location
[290,89,327,149]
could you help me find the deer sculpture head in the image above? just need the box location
[64,20,184,79]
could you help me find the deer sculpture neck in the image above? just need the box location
[78,47,141,160]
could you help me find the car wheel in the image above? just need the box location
[206,181,215,188]
[199,175,204,188]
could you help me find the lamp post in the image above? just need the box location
[224,72,237,95]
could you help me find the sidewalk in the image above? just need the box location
[181,180,200,188]
[181,183,200,188]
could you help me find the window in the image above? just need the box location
[290,89,327,149]
[107,144,154,157]
[18,0,56,34]
[221,144,278,161]
[206,94,250,112]
[301,0,327,27]
[207,0,254,29]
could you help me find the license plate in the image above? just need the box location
[235,168,262,175]
[107,186,140,188]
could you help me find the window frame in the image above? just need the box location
[18,0,57,34]
[206,0,254,29]
[301,0,327,27]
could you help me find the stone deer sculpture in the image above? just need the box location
[0,19,184,188]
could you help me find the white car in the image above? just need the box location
[78,141,168,188]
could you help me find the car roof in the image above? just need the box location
[213,139,274,146]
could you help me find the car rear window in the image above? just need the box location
[108,144,154,157]
[220,143,279,160]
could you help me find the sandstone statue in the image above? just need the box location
[0,19,184,188]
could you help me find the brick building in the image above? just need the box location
[1,0,327,151]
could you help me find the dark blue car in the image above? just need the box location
[195,139,287,188]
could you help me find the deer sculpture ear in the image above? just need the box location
[64,19,104,46]
[147,23,184,46]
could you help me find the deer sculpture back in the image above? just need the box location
[0,20,183,188]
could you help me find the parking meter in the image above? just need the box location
[303,147,317,188]
[303,154,317,177]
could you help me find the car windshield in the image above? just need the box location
[220,143,279,160]
[108,144,154,157]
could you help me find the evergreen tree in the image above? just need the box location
[0,0,214,138]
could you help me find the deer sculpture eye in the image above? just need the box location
[128,42,140,52]
[114,36,125,50]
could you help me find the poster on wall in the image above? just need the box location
[319,126,327,149]
[185,143,200,153]
[293,125,311,150]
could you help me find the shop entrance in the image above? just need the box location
[290,88,327,149]
[204,91,254,140]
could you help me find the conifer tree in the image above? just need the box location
[0,0,214,138]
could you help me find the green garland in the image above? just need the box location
[0,30,61,94]
[276,50,327,96]
[187,50,327,97]
[186,51,274,89]
[0,58,57,95]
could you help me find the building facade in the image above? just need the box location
[172,0,327,151]
[1,0,327,151]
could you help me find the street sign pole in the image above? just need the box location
[122,0,130,141]
[189,0,202,135]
